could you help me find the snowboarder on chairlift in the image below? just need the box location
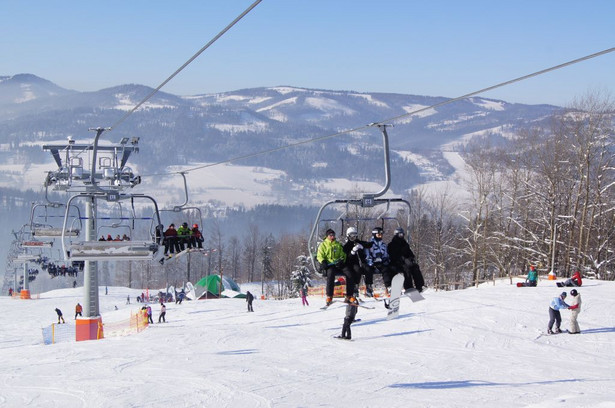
[388,227,425,293]
[342,226,373,297]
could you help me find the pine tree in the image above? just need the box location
[290,255,312,297]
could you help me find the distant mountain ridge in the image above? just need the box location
[0,73,560,197]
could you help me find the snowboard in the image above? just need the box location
[403,288,425,302]
[386,273,404,320]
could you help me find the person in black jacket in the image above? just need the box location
[388,228,425,293]
[338,299,358,340]
[246,291,254,312]
[342,227,373,298]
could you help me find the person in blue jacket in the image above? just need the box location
[364,227,395,295]
[547,292,570,334]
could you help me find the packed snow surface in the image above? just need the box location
[0,279,613,407]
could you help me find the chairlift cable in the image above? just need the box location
[108,0,263,132]
[138,47,615,179]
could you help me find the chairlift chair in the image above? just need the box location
[307,124,411,273]
[61,192,164,261]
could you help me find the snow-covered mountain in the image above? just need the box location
[0,74,560,207]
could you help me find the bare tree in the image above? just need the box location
[243,224,260,282]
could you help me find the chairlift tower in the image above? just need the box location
[43,128,162,341]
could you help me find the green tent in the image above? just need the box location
[195,275,245,299]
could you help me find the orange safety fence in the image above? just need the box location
[308,285,347,298]
[307,285,384,298]
[42,310,150,344]
[11,291,40,299]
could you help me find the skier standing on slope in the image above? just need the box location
[55,308,65,324]
[338,298,358,340]
[158,303,166,323]
[547,292,570,334]
[246,291,254,312]
[568,289,582,334]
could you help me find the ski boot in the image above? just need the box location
[365,284,373,297]
[554,328,561,334]
[326,297,333,306]
[547,329,553,334]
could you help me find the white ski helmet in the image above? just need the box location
[346,226,358,237]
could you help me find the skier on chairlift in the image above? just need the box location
[342,227,374,297]
[364,227,395,296]
[317,229,352,306]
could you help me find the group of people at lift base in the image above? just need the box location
[162,222,204,255]
[521,264,584,335]
[316,226,425,340]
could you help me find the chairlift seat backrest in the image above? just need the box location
[33,227,80,237]
[67,241,161,261]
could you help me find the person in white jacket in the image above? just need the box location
[568,289,582,334]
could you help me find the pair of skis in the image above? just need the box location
[320,300,375,310]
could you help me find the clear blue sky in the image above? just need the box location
[1,0,614,106]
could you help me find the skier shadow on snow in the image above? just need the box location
[389,378,584,390]
[352,311,426,328]
[217,349,259,356]
[381,329,432,338]
[581,327,615,334]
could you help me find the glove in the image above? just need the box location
[374,257,382,264]
[350,244,363,256]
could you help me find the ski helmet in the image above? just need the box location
[372,227,383,238]
[325,228,336,237]
[346,227,358,238]
[394,227,404,236]
[193,224,199,229]
[570,289,578,296]
[560,292,567,298]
